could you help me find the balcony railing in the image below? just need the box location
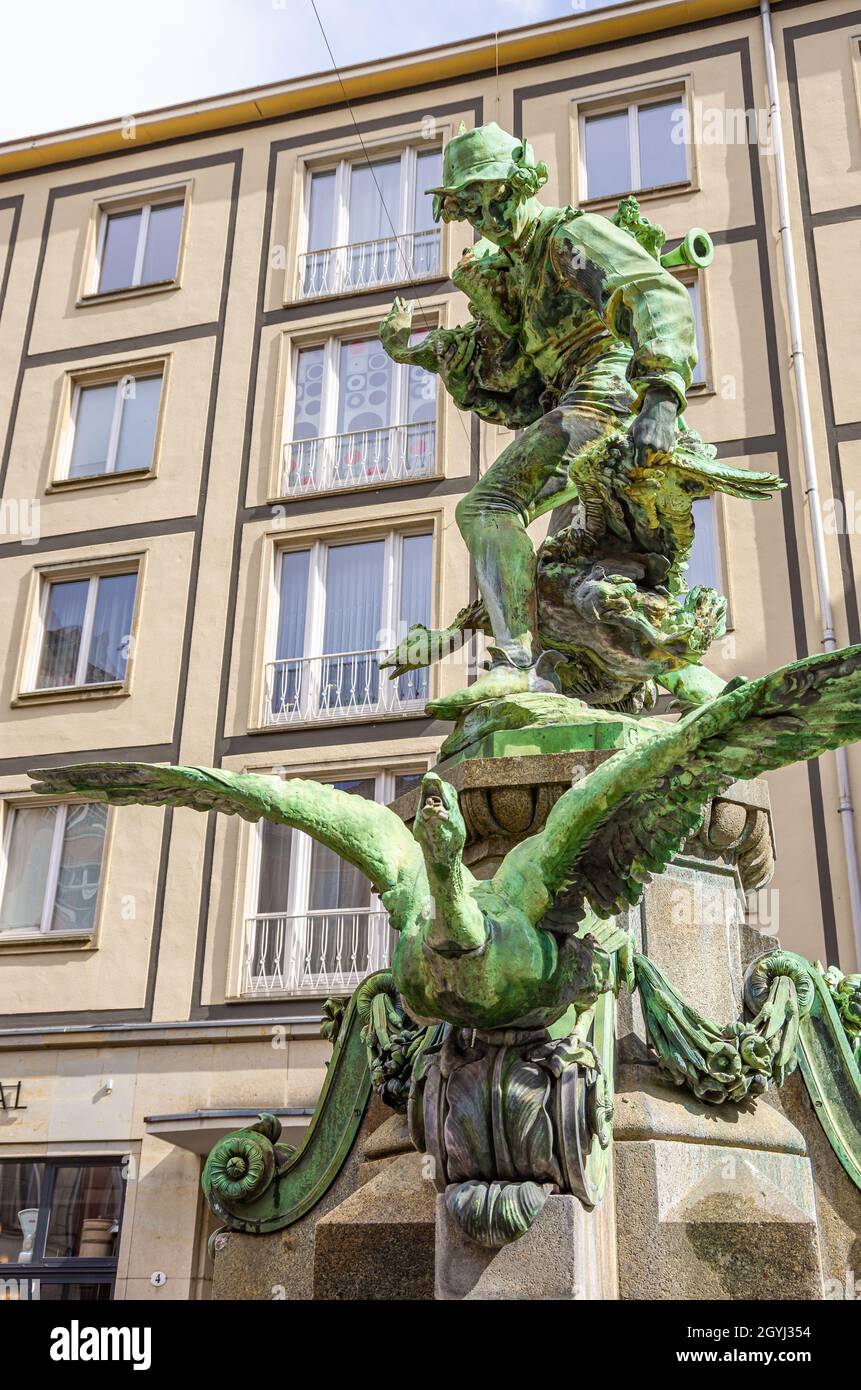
[282,420,435,497]
[298,227,440,298]
[243,907,395,996]
[265,648,428,725]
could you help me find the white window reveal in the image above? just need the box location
[686,497,721,593]
[282,333,436,495]
[64,371,163,480]
[266,533,432,724]
[685,278,707,387]
[0,802,107,936]
[299,146,442,297]
[244,770,421,995]
[94,198,184,294]
[32,572,138,692]
[582,95,688,200]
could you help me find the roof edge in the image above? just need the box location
[0,0,766,177]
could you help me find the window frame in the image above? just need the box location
[0,1157,126,1298]
[16,554,144,706]
[295,141,444,301]
[574,80,695,206]
[51,356,170,490]
[0,798,109,943]
[237,765,427,999]
[79,183,191,306]
[261,527,433,728]
[273,324,441,502]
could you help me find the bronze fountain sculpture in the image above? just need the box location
[30,123,861,1250]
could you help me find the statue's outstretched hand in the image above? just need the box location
[380,295,414,361]
[628,385,678,468]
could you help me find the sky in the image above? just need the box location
[0,0,618,143]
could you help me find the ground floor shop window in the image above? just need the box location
[0,1158,124,1300]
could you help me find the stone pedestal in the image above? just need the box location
[396,752,828,1302]
[613,784,826,1300]
[435,1182,618,1300]
[313,1149,436,1300]
[211,1106,436,1300]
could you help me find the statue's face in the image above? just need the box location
[413,771,466,865]
[439,179,530,248]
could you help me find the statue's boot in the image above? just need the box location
[426,648,563,720]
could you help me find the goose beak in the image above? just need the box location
[420,788,448,822]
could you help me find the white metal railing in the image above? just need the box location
[265,647,428,725]
[243,907,394,996]
[282,420,435,496]
[298,228,440,298]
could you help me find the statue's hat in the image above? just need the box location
[427,121,537,194]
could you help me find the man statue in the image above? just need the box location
[380,121,700,711]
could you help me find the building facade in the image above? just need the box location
[0,0,858,1299]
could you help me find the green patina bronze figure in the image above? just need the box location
[27,123,861,1251]
[30,647,861,1240]
[29,653,861,1038]
[379,123,782,715]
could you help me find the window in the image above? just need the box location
[581,94,688,200]
[30,569,138,693]
[0,802,107,937]
[682,277,707,388]
[244,769,422,995]
[299,146,442,297]
[60,368,163,482]
[91,196,184,296]
[686,498,722,592]
[266,532,432,724]
[282,332,437,496]
[0,1159,124,1300]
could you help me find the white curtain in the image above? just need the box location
[85,574,136,684]
[397,535,432,700]
[292,347,325,442]
[307,170,336,252]
[347,158,400,244]
[336,339,392,435]
[308,778,375,913]
[0,806,57,933]
[257,819,294,915]
[273,550,310,715]
[275,550,310,659]
[414,149,442,233]
[323,541,383,655]
[322,541,384,707]
[37,579,88,688]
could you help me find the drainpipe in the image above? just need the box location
[760,0,861,965]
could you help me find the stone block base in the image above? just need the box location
[435,1189,618,1300]
[313,1151,437,1300]
[614,1139,824,1300]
